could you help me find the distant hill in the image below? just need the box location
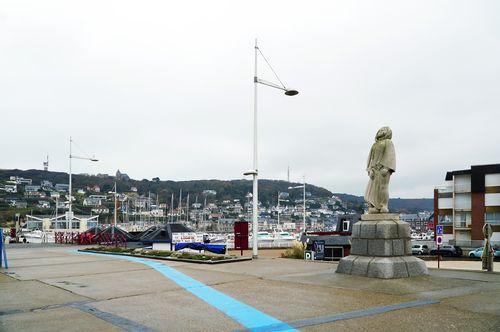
[334,193,433,214]
[0,169,333,206]
[0,169,433,213]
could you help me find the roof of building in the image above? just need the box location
[139,223,194,243]
[445,163,500,191]
[307,235,351,246]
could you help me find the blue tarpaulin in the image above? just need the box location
[175,242,226,255]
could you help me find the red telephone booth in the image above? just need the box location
[234,221,249,254]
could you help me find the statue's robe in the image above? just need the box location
[364,139,396,210]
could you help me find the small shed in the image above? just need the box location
[306,235,351,260]
[139,223,198,250]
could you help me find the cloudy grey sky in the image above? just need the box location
[1,1,499,198]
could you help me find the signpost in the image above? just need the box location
[436,234,443,269]
[435,225,443,269]
[436,225,443,236]
[304,251,315,260]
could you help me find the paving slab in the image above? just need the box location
[302,301,500,332]
[41,268,183,300]
[4,247,77,260]
[272,268,476,296]
[427,268,500,282]
[0,280,88,313]
[90,288,242,331]
[0,274,16,283]
[5,259,152,280]
[443,289,500,315]
[174,265,258,286]
[426,259,500,272]
[184,257,334,278]
[0,306,122,332]
[212,277,407,323]
[7,255,118,268]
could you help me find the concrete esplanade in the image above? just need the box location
[337,213,428,278]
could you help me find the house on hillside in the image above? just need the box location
[55,183,69,193]
[38,201,50,209]
[91,205,109,214]
[83,195,106,207]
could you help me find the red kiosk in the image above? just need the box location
[234,221,249,255]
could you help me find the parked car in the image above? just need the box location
[469,247,500,258]
[430,245,463,257]
[412,244,429,255]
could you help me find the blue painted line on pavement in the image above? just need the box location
[77,250,296,332]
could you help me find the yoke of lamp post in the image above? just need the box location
[71,155,98,162]
[255,77,299,96]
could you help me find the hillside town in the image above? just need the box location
[0,170,433,236]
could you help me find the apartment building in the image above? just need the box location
[434,164,500,247]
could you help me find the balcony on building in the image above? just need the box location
[453,183,471,193]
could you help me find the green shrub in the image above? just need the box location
[144,250,173,257]
[87,247,234,261]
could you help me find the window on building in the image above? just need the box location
[485,212,500,224]
[439,214,452,223]
[455,212,471,222]
[342,220,350,232]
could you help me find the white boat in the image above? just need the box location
[22,230,55,243]
[257,231,274,242]
[275,232,295,241]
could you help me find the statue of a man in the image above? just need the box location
[364,126,396,213]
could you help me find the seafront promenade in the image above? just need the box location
[1,245,499,331]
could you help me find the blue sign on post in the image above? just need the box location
[436,225,443,236]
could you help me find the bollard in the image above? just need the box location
[0,228,8,269]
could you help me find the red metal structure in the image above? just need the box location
[92,231,127,247]
[53,229,126,247]
[55,232,81,244]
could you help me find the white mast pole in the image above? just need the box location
[252,38,259,259]
[68,137,72,230]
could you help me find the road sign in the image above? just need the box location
[304,251,315,260]
[436,225,443,236]
[436,235,443,245]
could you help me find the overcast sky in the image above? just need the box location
[1,1,499,198]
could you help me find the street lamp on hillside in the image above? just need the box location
[244,39,299,259]
[68,137,98,229]
[289,176,306,233]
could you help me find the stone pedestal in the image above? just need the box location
[336,213,428,279]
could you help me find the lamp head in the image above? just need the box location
[285,89,299,96]
[243,169,258,176]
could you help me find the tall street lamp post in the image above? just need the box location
[277,191,288,230]
[108,182,118,238]
[244,39,299,259]
[288,176,306,234]
[68,137,98,230]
